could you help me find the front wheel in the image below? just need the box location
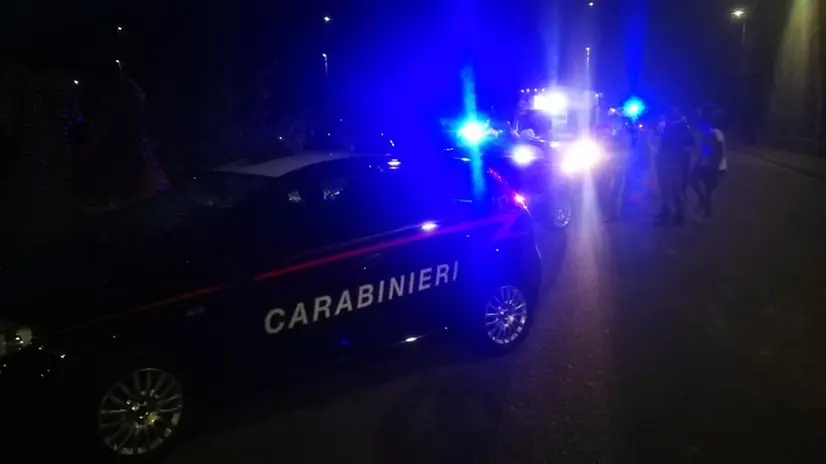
[551,191,573,229]
[476,284,536,354]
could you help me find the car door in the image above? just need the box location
[203,168,373,379]
[311,158,490,348]
[280,159,414,352]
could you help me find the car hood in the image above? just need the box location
[0,215,238,332]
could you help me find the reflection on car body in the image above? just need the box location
[0,150,543,460]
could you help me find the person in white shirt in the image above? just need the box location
[690,112,726,216]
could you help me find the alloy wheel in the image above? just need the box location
[484,285,529,345]
[97,367,184,456]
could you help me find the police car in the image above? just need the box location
[0,150,542,459]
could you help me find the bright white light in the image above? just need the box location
[588,1,594,6]
[458,121,488,144]
[514,194,526,206]
[404,336,419,343]
[388,159,401,167]
[533,91,568,115]
[732,8,746,18]
[115,59,121,64]
[561,138,603,174]
[512,144,539,166]
[73,80,79,85]
[323,16,332,22]
[117,26,123,31]
[421,221,437,232]
[321,53,327,59]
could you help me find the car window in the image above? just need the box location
[301,160,386,244]
[318,158,496,236]
[93,171,276,242]
[218,159,371,251]
[231,157,503,250]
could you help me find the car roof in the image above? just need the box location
[213,151,383,179]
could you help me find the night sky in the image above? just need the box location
[1,0,772,122]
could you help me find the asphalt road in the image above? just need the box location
[164,151,826,464]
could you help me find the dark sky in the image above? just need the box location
[1,0,760,117]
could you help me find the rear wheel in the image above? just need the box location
[96,367,185,458]
[78,351,191,461]
[551,187,573,228]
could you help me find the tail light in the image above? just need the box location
[487,167,528,210]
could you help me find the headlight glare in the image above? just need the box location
[560,138,603,174]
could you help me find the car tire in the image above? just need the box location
[473,282,537,355]
[550,189,573,229]
[83,350,191,462]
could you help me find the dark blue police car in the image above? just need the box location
[0,150,542,459]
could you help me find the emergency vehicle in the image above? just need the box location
[0,148,542,460]
[519,86,604,150]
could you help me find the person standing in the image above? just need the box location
[690,111,727,216]
[655,107,693,225]
[646,115,665,196]
[599,118,633,222]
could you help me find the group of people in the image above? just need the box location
[594,106,728,225]
[652,107,728,226]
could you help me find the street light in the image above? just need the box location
[588,2,594,6]
[731,7,749,139]
[731,8,748,47]
[323,16,331,23]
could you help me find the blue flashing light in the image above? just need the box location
[457,120,489,146]
[622,98,646,119]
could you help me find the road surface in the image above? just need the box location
[164,151,826,464]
